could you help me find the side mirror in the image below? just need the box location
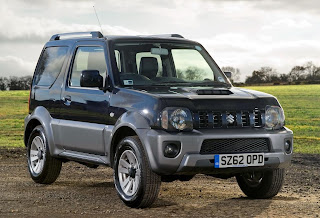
[80,70,103,88]
[224,71,232,79]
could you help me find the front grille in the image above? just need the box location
[196,108,264,129]
[200,138,270,154]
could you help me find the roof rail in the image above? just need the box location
[147,34,184,39]
[49,31,104,41]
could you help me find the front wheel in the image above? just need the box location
[236,169,285,199]
[113,136,161,208]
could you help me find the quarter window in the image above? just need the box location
[34,47,68,86]
[70,46,107,87]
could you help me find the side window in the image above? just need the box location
[136,52,162,76]
[70,46,106,87]
[34,47,68,86]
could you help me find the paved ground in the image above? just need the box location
[0,148,319,217]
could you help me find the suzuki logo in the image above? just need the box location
[226,114,235,124]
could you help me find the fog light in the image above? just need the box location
[164,142,181,158]
[284,140,292,154]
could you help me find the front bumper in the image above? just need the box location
[137,127,293,175]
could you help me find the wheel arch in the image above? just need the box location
[109,111,152,166]
[24,119,42,146]
[110,126,137,165]
[24,106,57,156]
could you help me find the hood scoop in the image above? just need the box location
[196,89,233,95]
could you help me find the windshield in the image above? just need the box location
[111,42,231,88]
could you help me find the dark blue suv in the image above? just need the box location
[24,31,293,208]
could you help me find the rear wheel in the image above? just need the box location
[113,136,161,208]
[236,169,284,199]
[27,125,62,184]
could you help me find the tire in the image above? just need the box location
[113,136,161,208]
[27,125,62,184]
[236,169,285,199]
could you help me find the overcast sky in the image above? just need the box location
[1,0,320,81]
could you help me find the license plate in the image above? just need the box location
[214,153,264,168]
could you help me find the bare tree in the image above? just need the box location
[288,66,306,82]
[260,67,277,83]
[304,62,320,80]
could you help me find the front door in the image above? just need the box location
[58,41,110,155]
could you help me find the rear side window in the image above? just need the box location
[34,47,68,86]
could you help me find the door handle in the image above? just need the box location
[63,95,72,106]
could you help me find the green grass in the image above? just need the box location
[0,90,29,147]
[0,85,319,153]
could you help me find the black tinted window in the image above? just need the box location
[34,47,68,86]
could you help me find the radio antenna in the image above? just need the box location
[93,5,104,35]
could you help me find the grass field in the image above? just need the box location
[0,90,29,147]
[0,85,319,153]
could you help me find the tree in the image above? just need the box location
[0,77,8,90]
[185,67,203,80]
[279,74,289,82]
[245,66,278,84]
[221,66,240,82]
[288,66,306,82]
[304,62,320,80]
[260,67,277,83]
[8,77,21,90]
[20,76,32,90]
[7,76,32,90]
[245,70,265,84]
[176,69,184,79]
[177,67,203,80]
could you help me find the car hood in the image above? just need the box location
[125,86,280,111]
[112,86,280,126]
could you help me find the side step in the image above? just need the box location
[58,150,109,166]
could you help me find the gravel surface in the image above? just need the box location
[0,148,319,217]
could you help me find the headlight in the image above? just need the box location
[161,107,193,131]
[265,105,285,130]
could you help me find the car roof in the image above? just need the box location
[44,31,199,47]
